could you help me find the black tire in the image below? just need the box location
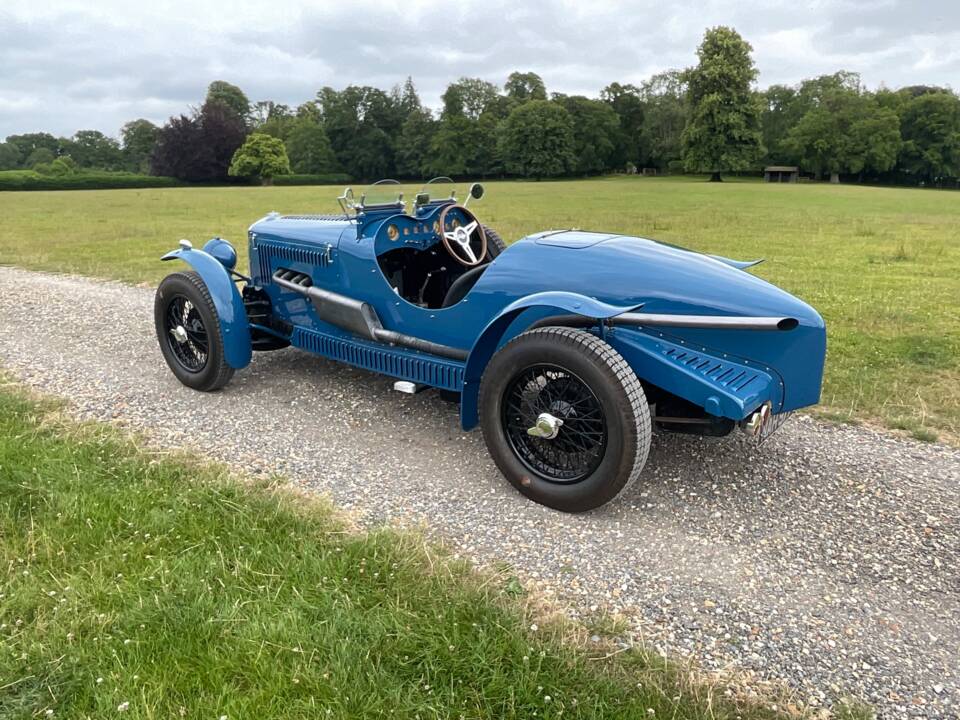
[479,327,651,512]
[482,225,508,259]
[154,271,235,392]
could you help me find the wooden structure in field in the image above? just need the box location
[764,166,799,183]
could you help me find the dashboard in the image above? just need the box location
[373,204,471,257]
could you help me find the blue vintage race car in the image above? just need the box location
[155,178,826,512]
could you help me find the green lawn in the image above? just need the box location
[0,176,957,440]
[1,382,868,720]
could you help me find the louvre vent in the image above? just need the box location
[662,347,761,392]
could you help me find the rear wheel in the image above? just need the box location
[479,327,651,512]
[154,271,234,392]
[483,225,507,259]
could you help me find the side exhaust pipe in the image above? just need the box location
[273,270,468,361]
[530,313,799,332]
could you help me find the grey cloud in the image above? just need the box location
[1,0,958,139]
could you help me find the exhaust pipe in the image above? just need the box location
[740,403,771,436]
[530,313,799,332]
[273,271,468,361]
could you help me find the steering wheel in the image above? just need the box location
[438,204,487,267]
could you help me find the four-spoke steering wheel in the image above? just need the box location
[438,204,487,267]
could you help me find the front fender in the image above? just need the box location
[459,292,640,430]
[161,247,252,369]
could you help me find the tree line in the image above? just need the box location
[2,26,959,186]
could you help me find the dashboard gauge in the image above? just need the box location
[433,221,440,234]
[387,224,399,241]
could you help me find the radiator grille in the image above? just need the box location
[662,347,761,393]
[292,327,464,391]
[257,239,331,282]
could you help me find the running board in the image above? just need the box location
[273,270,468,362]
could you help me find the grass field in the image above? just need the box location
[0,176,957,440]
[0,381,873,720]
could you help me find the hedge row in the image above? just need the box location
[0,171,353,191]
[0,171,183,191]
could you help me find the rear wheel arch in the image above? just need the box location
[460,293,640,430]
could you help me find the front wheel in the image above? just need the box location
[154,271,235,392]
[479,327,651,512]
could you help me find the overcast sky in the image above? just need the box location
[1,0,958,139]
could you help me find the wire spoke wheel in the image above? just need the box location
[155,271,235,392]
[163,294,209,372]
[501,364,608,483]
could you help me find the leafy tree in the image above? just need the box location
[0,142,21,170]
[786,88,900,181]
[150,114,207,180]
[257,115,297,141]
[427,115,475,177]
[53,156,79,174]
[252,102,297,140]
[556,96,621,174]
[206,81,251,124]
[251,101,292,126]
[504,72,547,102]
[120,119,159,172]
[26,147,56,168]
[757,72,868,168]
[62,130,124,170]
[639,71,687,171]
[898,92,960,183]
[761,84,802,163]
[681,27,764,181]
[848,109,901,178]
[6,133,59,164]
[393,76,424,117]
[474,112,505,176]
[499,100,575,178]
[199,100,249,179]
[35,156,79,176]
[317,86,403,179]
[395,108,436,177]
[229,133,291,183]
[899,85,951,99]
[151,100,247,181]
[284,120,340,174]
[295,101,322,124]
[441,78,500,120]
[426,109,503,179]
[600,82,644,170]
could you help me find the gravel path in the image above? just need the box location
[1,266,958,718]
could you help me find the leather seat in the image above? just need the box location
[441,263,489,308]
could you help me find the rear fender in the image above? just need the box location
[607,328,782,420]
[459,292,639,430]
[161,247,252,369]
